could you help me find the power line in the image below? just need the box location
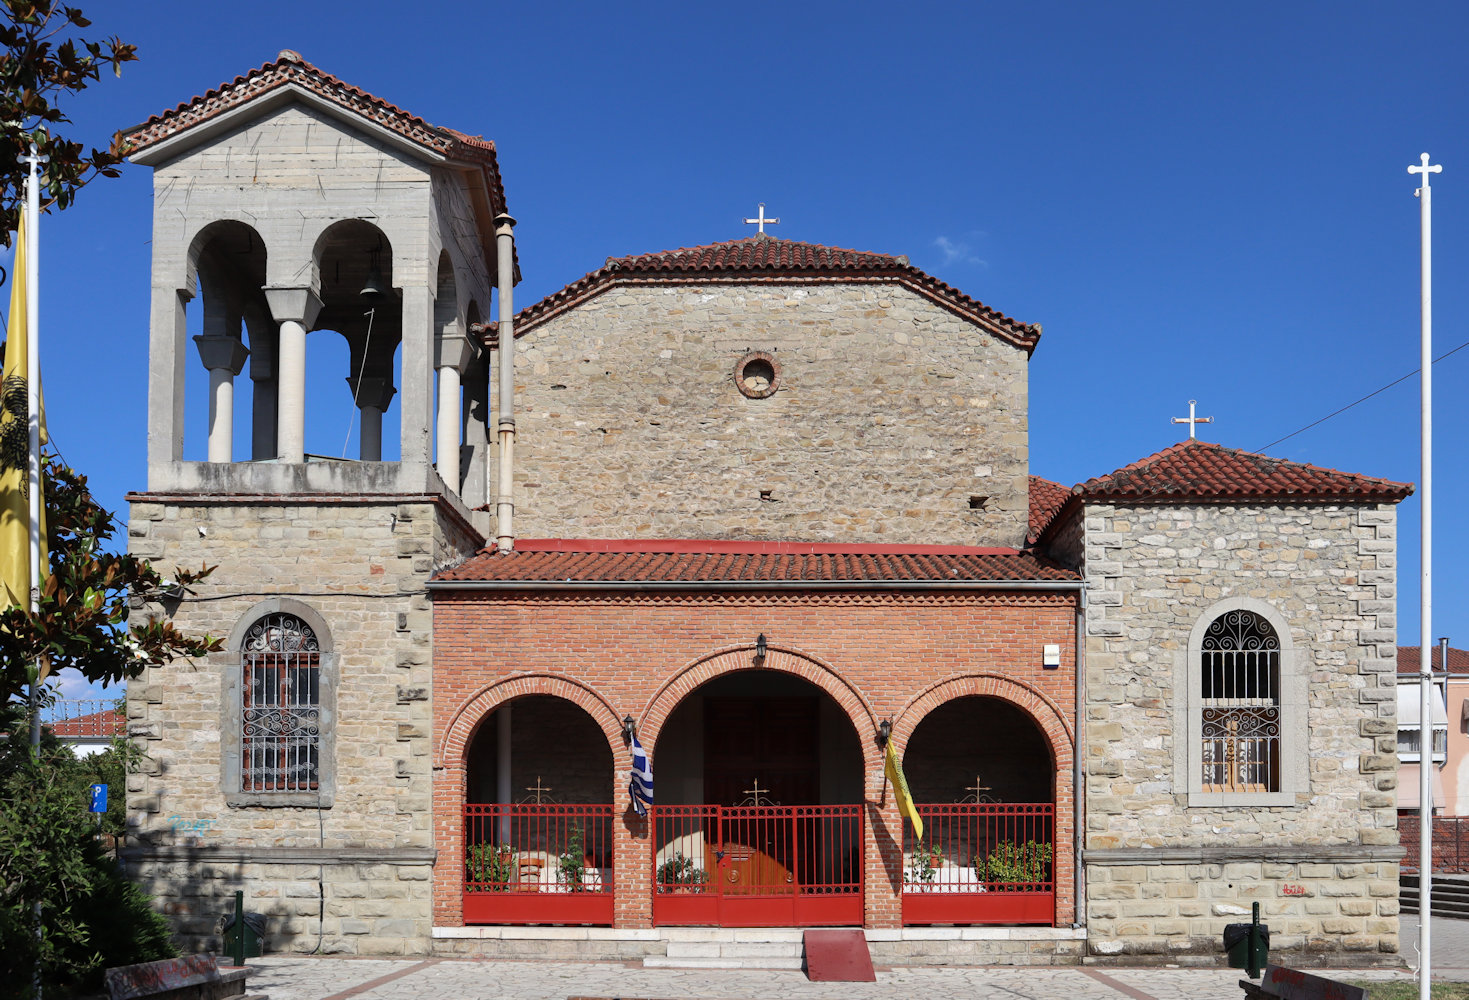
[1256,338,1469,452]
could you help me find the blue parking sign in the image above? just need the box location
[88,784,108,813]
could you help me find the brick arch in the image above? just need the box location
[639,644,881,771]
[890,674,1074,773]
[439,673,627,769]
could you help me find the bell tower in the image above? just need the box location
[117,52,514,952]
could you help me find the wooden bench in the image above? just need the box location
[103,954,259,1000]
[1241,965,1366,1000]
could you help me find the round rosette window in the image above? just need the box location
[734,351,781,399]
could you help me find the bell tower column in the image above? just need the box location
[193,333,249,463]
[347,375,397,462]
[263,286,323,464]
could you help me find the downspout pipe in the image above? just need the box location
[494,214,517,553]
[1074,583,1087,930]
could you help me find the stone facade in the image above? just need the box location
[124,493,480,954]
[1069,500,1400,963]
[500,282,1030,547]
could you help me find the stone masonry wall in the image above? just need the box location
[496,282,1031,547]
[126,494,481,955]
[1081,501,1400,964]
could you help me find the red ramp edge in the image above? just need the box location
[803,929,876,982]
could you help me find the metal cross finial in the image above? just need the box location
[523,776,553,804]
[1409,152,1443,193]
[742,203,780,235]
[739,778,774,806]
[1171,399,1214,440]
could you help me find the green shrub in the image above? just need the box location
[978,839,1052,885]
[0,711,176,996]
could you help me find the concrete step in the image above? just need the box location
[644,956,805,970]
[666,940,802,959]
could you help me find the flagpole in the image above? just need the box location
[20,138,46,1000]
[22,141,44,752]
[1409,151,1441,1000]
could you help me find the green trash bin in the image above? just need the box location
[221,890,264,962]
[1223,902,1269,979]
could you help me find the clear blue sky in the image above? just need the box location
[8,1,1468,697]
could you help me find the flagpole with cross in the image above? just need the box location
[1409,150,1441,1000]
[21,142,45,754]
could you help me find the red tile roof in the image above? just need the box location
[118,51,508,219]
[1074,440,1413,502]
[1028,476,1072,545]
[1398,646,1469,675]
[433,538,1079,586]
[495,236,1041,353]
[46,709,126,740]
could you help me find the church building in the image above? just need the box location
[118,53,1408,967]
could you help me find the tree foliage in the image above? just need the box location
[0,454,222,707]
[0,0,137,244]
[0,727,176,997]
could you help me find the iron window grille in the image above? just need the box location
[241,613,321,792]
[1199,609,1281,793]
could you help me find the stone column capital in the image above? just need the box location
[193,334,250,376]
[263,286,324,329]
[347,375,397,413]
[435,328,478,374]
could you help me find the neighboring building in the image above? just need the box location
[1396,645,1469,814]
[118,53,1410,967]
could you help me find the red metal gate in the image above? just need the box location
[902,803,1054,925]
[652,804,863,926]
[462,804,615,925]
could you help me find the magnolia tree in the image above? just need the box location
[0,0,137,243]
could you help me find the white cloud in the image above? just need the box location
[933,235,987,268]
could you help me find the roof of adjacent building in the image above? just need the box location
[118,50,508,218]
[1075,440,1412,502]
[1024,440,1413,548]
[1028,476,1072,546]
[45,709,126,741]
[433,538,1079,587]
[495,235,1041,353]
[1398,646,1469,675]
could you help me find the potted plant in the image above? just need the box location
[906,843,943,889]
[977,839,1052,890]
[656,852,708,893]
[466,842,514,891]
[557,823,587,892]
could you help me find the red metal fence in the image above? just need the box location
[652,804,863,926]
[903,803,1054,925]
[1400,815,1469,874]
[462,804,615,925]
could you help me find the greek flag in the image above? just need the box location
[629,733,654,817]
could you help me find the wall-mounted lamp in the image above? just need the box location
[755,633,768,661]
[876,719,892,749]
[622,715,637,743]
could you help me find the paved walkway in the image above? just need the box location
[232,918,1469,1000]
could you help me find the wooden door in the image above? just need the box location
[704,698,818,893]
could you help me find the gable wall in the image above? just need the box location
[494,282,1029,546]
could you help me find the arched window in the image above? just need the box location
[241,613,322,792]
[223,598,336,807]
[1199,610,1280,793]
[1182,599,1303,807]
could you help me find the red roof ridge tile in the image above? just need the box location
[510,538,1021,556]
[118,53,509,220]
[491,237,1040,354]
[1027,475,1072,545]
[1074,439,1413,501]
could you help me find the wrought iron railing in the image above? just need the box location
[463,804,616,894]
[903,803,1054,893]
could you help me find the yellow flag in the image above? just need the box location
[0,214,47,610]
[884,738,923,840]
